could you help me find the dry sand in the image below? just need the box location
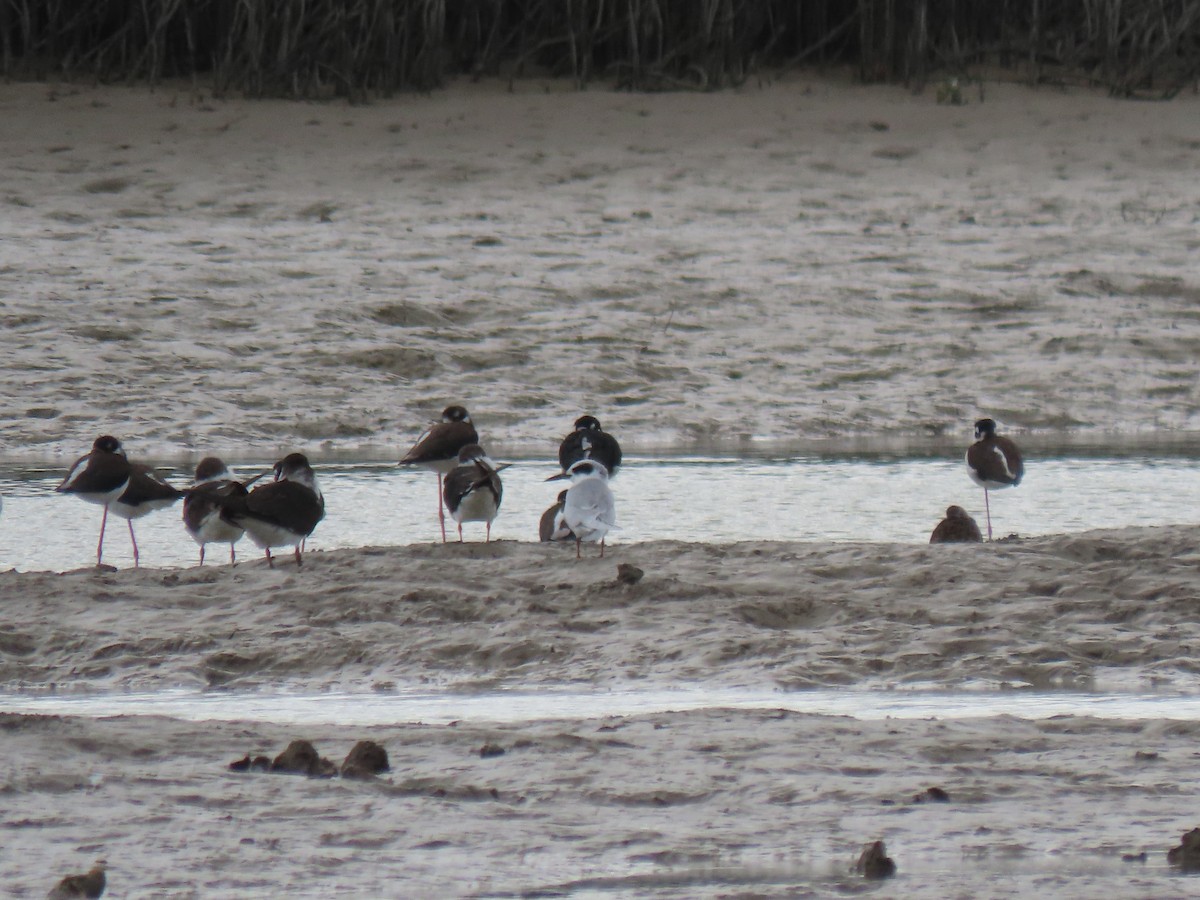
[2,73,1200,897]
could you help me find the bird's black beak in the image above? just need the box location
[545,472,568,482]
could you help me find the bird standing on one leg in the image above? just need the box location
[965,418,1024,540]
[399,405,478,543]
[442,443,506,542]
[560,459,617,559]
[557,415,622,478]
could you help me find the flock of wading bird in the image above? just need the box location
[54,411,1022,569]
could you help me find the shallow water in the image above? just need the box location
[4,685,1200,726]
[2,454,1199,571]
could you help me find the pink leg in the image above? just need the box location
[575,538,582,560]
[127,519,140,568]
[436,475,446,547]
[983,489,993,541]
[97,506,110,566]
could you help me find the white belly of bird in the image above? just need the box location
[111,496,177,521]
[242,520,304,550]
[189,511,244,546]
[453,490,498,525]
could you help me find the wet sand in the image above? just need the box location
[4,532,1200,896]
[0,76,1198,460]
[2,73,1200,897]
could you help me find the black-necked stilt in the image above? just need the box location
[538,489,574,542]
[442,443,506,543]
[55,435,133,567]
[400,405,478,542]
[929,505,983,544]
[183,457,246,566]
[966,418,1024,540]
[557,415,622,478]
[219,453,324,568]
[561,459,617,559]
[110,463,183,567]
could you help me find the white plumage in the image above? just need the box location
[562,459,617,558]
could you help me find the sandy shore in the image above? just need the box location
[1,76,1199,461]
[3,72,1200,897]
[4,531,1200,896]
[5,529,1200,695]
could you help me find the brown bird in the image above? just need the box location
[399,405,478,542]
[538,490,574,542]
[109,463,183,567]
[929,505,983,543]
[47,860,106,899]
[965,417,1024,540]
[182,457,246,566]
[442,443,507,543]
[218,453,324,568]
[55,436,133,566]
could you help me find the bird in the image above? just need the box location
[557,415,622,478]
[109,463,183,567]
[538,489,575,542]
[399,405,479,542]
[442,443,506,542]
[182,457,247,566]
[561,459,617,559]
[47,859,106,898]
[929,505,983,543]
[218,452,324,568]
[55,435,133,567]
[966,417,1024,540]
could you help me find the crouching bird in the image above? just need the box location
[47,859,106,899]
[217,453,324,567]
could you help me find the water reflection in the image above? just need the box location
[0,455,1198,571]
[2,685,1199,726]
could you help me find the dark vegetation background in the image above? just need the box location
[1,0,1197,98]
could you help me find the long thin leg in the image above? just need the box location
[983,489,993,541]
[97,506,109,566]
[600,538,606,558]
[127,519,140,568]
[458,523,464,543]
[575,538,582,559]
[295,545,303,567]
[486,521,491,544]
[230,543,237,566]
[265,547,274,569]
[199,545,206,567]
[437,474,447,543]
